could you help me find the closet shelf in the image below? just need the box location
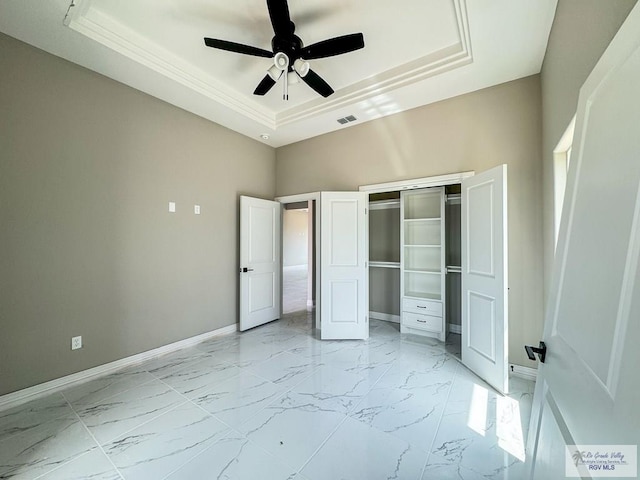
[404,244,441,248]
[370,261,401,269]
[405,291,441,301]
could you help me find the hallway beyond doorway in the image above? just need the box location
[283,265,308,314]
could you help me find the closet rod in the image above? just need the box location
[369,199,400,210]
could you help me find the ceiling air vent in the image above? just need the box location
[337,115,358,125]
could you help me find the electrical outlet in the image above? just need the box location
[194,204,201,215]
[71,336,82,350]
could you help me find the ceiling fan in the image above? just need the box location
[203,0,365,99]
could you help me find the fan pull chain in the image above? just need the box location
[283,69,288,101]
[63,0,76,26]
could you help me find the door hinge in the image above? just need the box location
[365,315,368,323]
[365,207,367,215]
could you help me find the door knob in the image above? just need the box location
[241,267,254,273]
[525,341,546,363]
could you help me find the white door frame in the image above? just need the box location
[276,192,321,328]
[359,171,475,193]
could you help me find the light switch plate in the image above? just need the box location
[169,202,176,213]
[194,205,201,215]
[71,336,82,350]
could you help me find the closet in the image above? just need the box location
[368,185,461,343]
[361,166,508,392]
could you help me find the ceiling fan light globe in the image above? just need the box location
[273,52,290,70]
[267,64,283,81]
[293,58,310,77]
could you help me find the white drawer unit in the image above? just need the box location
[402,298,442,317]
[403,312,442,333]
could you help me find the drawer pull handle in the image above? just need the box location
[417,319,426,323]
[417,306,427,309]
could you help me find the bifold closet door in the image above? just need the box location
[320,192,369,340]
[461,165,508,394]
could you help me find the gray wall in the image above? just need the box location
[0,33,276,395]
[369,205,401,316]
[276,76,543,367]
[541,0,637,305]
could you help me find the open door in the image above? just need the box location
[320,192,369,340]
[239,196,281,331]
[461,164,509,394]
[527,5,640,478]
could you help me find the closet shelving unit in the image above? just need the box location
[366,180,465,341]
[400,188,446,340]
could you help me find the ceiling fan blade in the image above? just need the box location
[204,38,273,58]
[266,0,294,38]
[254,74,278,96]
[301,33,365,60]
[302,69,334,97]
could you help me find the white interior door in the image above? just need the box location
[320,192,369,340]
[239,195,281,331]
[461,164,509,394]
[527,5,640,478]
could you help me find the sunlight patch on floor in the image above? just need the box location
[496,394,526,461]
[467,383,489,436]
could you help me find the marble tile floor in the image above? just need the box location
[445,332,462,360]
[283,265,309,314]
[0,313,534,480]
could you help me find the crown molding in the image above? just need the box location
[277,0,473,126]
[68,0,276,129]
[68,0,471,131]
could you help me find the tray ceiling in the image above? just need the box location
[0,0,557,147]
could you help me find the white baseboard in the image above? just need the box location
[510,364,538,381]
[0,323,238,412]
[306,300,314,309]
[369,311,401,324]
[448,324,462,334]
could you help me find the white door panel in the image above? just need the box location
[240,196,281,331]
[461,164,508,395]
[321,192,369,340]
[467,291,496,362]
[528,4,640,476]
